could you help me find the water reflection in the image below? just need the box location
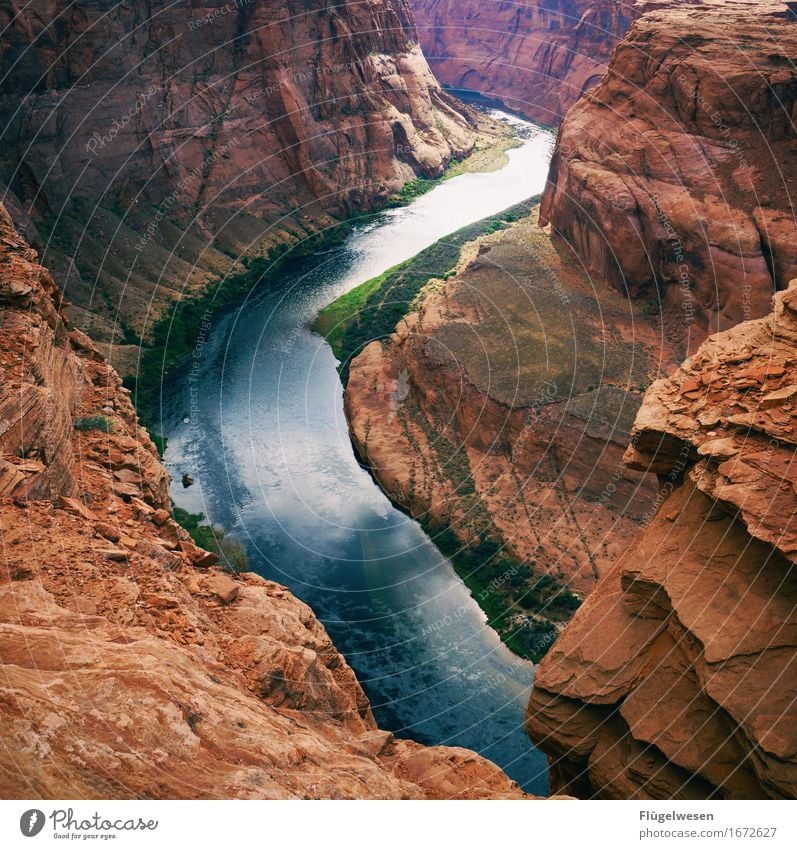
[163,108,554,792]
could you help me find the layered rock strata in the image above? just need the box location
[0,0,476,370]
[526,281,797,799]
[540,0,797,346]
[0,202,527,799]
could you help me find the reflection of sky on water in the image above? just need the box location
[163,111,554,792]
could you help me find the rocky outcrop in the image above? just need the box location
[526,281,797,799]
[540,0,797,347]
[0,202,528,799]
[345,208,678,654]
[410,0,640,125]
[0,0,476,368]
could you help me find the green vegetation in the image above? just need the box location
[313,261,402,355]
[150,433,168,457]
[385,177,440,207]
[74,415,113,433]
[126,128,549,649]
[431,525,580,662]
[325,205,600,661]
[315,197,539,381]
[172,507,250,574]
[428,217,651,406]
[382,126,523,208]
[130,166,523,558]
[395,391,580,661]
[127,220,355,432]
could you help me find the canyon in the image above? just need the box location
[0,0,795,804]
[340,0,797,798]
[344,206,677,653]
[410,0,797,340]
[0,0,476,373]
[0,200,529,799]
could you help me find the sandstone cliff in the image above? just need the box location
[344,208,679,656]
[526,281,797,799]
[0,202,527,799]
[0,0,476,370]
[540,0,797,346]
[410,0,640,125]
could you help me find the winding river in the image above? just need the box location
[162,107,555,794]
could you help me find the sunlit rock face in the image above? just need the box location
[539,0,797,349]
[343,211,672,649]
[527,280,797,800]
[0,0,475,362]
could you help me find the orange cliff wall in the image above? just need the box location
[409,0,643,125]
[539,0,797,349]
[527,279,797,799]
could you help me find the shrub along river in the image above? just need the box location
[162,106,555,794]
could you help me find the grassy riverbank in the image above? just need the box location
[383,127,521,208]
[327,201,597,663]
[127,220,354,435]
[314,197,538,380]
[431,525,577,661]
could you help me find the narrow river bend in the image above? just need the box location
[162,108,555,794]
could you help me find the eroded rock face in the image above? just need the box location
[526,282,797,799]
[0,203,527,799]
[410,0,640,124]
[540,0,797,347]
[0,0,476,364]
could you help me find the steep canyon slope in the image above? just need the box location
[0,202,527,799]
[0,0,476,371]
[527,280,797,799]
[541,0,797,346]
[410,0,641,124]
[343,0,797,692]
[522,4,797,797]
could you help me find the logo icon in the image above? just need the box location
[19,810,45,837]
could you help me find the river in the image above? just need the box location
[161,106,555,794]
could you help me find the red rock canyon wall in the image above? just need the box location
[0,0,476,365]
